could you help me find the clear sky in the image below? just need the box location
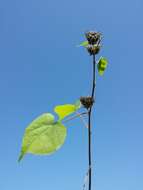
[0,0,143,190]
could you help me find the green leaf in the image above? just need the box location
[54,104,76,120]
[18,113,67,162]
[78,41,89,47]
[54,101,81,121]
[74,100,81,110]
[97,57,108,76]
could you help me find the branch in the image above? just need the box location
[63,112,88,123]
[76,110,88,128]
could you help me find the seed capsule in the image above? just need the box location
[80,96,94,109]
[85,31,101,45]
[86,44,101,55]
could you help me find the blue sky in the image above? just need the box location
[0,0,143,190]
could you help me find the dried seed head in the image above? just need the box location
[85,31,102,45]
[86,44,101,55]
[80,96,94,109]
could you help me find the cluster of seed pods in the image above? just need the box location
[85,31,102,55]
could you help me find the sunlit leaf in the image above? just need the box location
[18,113,67,162]
[54,100,81,121]
[74,100,81,110]
[78,41,89,47]
[97,57,108,76]
[54,104,76,120]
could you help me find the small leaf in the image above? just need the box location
[74,100,81,110]
[54,100,81,120]
[78,41,89,47]
[18,113,67,162]
[97,57,108,76]
[54,104,76,120]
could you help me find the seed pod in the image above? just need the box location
[86,44,101,55]
[80,96,94,109]
[85,31,101,45]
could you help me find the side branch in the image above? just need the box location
[63,112,88,123]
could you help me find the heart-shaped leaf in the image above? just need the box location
[18,113,67,162]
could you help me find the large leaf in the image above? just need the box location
[18,113,67,162]
[54,101,81,120]
[97,57,108,76]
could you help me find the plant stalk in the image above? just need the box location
[88,54,96,190]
